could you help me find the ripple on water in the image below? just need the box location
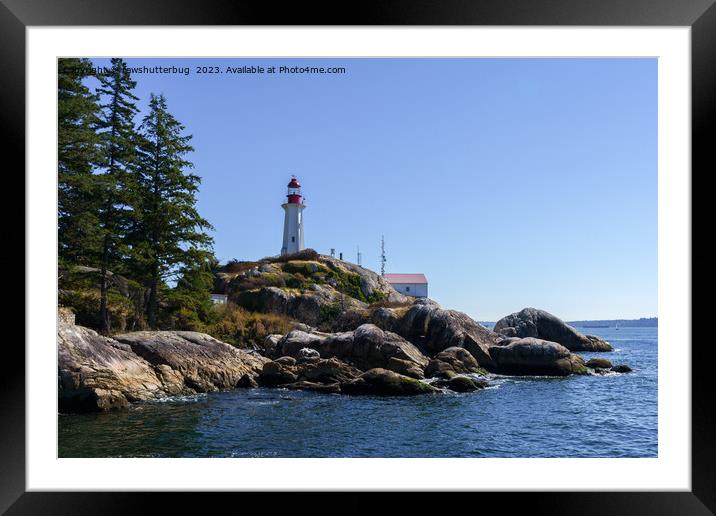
[144,393,208,404]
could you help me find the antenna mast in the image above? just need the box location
[380,235,386,276]
[357,245,362,266]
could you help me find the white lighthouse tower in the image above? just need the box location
[280,175,305,255]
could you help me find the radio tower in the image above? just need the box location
[380,235,386,276]
[357,245,362,266]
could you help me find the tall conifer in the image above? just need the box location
[58,58,102,266]
[133,93,214,328]
[95,58,140,333]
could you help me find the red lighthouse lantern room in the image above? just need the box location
[286,176,303,204]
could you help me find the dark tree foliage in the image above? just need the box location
[132,93,214,328]
[94,58,141,333]
[58,60,217,334]
[58,58,102,266]
[163,256,220,331]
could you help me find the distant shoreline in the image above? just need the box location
[481,317,658,328]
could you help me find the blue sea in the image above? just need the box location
[58,327,657,457]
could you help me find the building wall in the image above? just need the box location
[281,203,305,255]
[390,283,428,298]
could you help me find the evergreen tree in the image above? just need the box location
[95,58,140,333]
[58,58,102,266]
[133,93,214,329]
[165,256,219,330]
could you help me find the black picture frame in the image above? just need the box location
[4,0,712,514]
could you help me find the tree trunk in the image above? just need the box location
[147,263,159,329]
[99,247,110,334]
[98,193,113,334]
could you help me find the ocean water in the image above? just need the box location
[58,327,657,458]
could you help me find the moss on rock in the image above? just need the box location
[341,368,437,396]
[282,260,331,276]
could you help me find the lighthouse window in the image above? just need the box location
[291,236,295,242]
[406,286,410,292]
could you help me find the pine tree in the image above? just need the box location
[133,93,214,329]
[166,256,219,330]
[58,58,102,266]
[95,58,140,333]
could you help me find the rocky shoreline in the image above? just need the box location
[58,299,631,413]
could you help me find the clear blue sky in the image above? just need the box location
[88,58,657,321]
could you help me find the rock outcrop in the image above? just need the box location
[59,252,633,410]
[488,337,588,376]
[258,356,362,388]
[256,356,437,396]
[433,375,489,392]
[297,347,320,361]
[424,347,486,378]
[386,357,425,379]
[58,317,268,413]
[113,331,268,393]
[340,368,437,396]
[215,251,408,329]
[321,256,409,304]
[370,307,401,332]
[586,357,613,369]
[265,304,595,380]
[611,364,633,373]
[236,285,367,327]
[398,299,500,369]
[59,323,169,412]
[493,308,612,352]
[274,324,430,377]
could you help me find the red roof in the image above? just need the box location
[384,273,428,284]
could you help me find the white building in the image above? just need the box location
[384,273,428,298]
[210,293,228,305]
[280,176,306,255]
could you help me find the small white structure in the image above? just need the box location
[210,293,228,305]
[281,176,306,255]
[384,273,428,298]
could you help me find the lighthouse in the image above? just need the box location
[280,176,306,255]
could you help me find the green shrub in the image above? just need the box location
[366,290,388,304]
[233,289,264,313]
[326,269,366,302]
[169,306,207,332]
[231,272,286,292]
[262,248,320,264]
[282,260,330,276]
[319,301,344,325]
[284,272,311,289]
[223,259,260,273]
